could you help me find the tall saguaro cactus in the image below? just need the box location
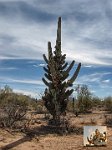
[42,17,81,123]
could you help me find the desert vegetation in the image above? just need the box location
[0,17,112,149]
[0,85,112,149]
[0,85,37,129]
[42,17,81,125]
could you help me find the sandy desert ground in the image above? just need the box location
[0,110,112,150]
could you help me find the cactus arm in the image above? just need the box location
[48,41,53,60]
[65,89,74,98]
[44,73,52,81]
[43,67,49,73]
[55,17,61,56]
[42,78,50,87]
[67,63,81,86]
[61,73,69,81]
[65,60,75,73]
[43,54,48,64]
[61,62,68,70]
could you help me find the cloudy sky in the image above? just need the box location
[0,0,112,98]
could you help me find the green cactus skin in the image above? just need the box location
[42,17,81,122]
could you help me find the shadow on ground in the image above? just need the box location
[0,124,83,150]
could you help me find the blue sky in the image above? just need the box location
[0,0,112,98]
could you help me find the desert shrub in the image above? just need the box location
[77,96,92,113]
[105,115,112,126]
[90,117,97,124]
[0,86,29,128]
[29,99,40,110]
[36,105,43,114]
[67,100,73,112]
[75,85,93,113]
[2,95,28,128]
[104,96,112,112]
[92,96,102,107]
[80,117,97,125]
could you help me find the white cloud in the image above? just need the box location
[83,65,93,68]
[0,67,17,70]
[0,0,25,1]
[75,72,112,85]
[102,79,110,83]
[13,89,38,98]
[12,79,44,85]
[33,63,46,68]
[0,76,44,85]
[38,63,46,67]
[0,15,56,60]
[0,0,112,66]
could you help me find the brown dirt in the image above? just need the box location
[0,111,112,150]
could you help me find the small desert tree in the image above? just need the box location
[75,85,92,113]
[42,17,81,123]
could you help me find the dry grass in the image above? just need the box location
[0,110,112,150]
